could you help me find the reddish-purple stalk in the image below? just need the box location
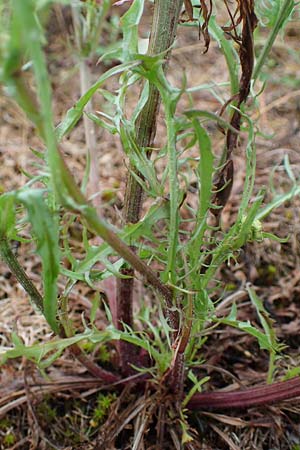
[187,376,300,410]
[95,367,300,411]
[116,270,138,374]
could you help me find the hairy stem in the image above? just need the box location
[124,0,183,221]
[117,0,183,372]
[0,238,44,312]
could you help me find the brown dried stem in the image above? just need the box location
[211,1,258,217]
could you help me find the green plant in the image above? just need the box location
[0,0,299,446]
[90,392,117,427]
[3,433,15,447]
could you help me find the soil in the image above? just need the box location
[1,3,300,449]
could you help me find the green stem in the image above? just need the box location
[165,111,179,283]
[125,0,183,217]
[123,0,183,221]
[117,0,183,365]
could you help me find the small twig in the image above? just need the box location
[23,364,61,450]
[209,422,240,450]
[253,89,300,120]
[215,289,248,314]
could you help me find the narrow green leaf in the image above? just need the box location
[0,193,16,239]
[120,0,145,61]
[90,292,101,325]
[220,317,271,351]
[188,119,213,261]
[184,109,240,134]
[256,185,300,221]
[183,373,210,407]
[18,190,60,332]
[120,126,163,197]
[56,60,141,140]
[1,330,95,365]
[247,285,283,382]
[208,15,239,96]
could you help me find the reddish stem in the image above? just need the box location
[68,344,120,384]
[116,269,138,375]
[187,376,300,410]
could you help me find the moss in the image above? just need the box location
[90,392,117,427]
[0,418,11,430]
[257,263,277,284]
[81,342,111,363]
[0,418,16,447]
[97,345,111,363]
[267,264,277,275]
[224,283,237,292]
[36,397,57,422]
[3,433,15,447]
